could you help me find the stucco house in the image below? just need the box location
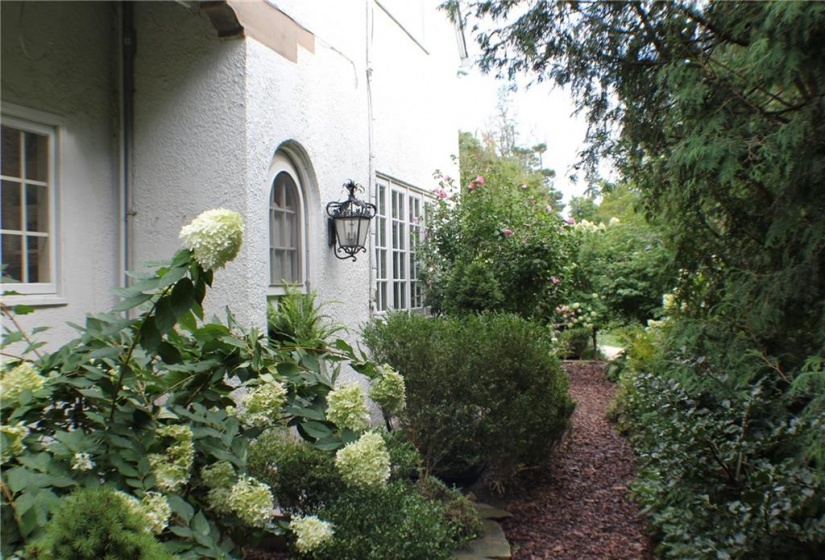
[1,0,464,348]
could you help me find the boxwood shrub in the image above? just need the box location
[362,312,575,487]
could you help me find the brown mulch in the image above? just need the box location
[497,360,654,560]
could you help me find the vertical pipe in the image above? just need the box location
[118,2,136,290]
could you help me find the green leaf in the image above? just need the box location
[171,278,195,319]
[167,494,195,523]
[158,263,188,290]
[155,296,177,334]
[139,317,162,353]
[298,420,334,439]
[11,304,34,315]
[112,292,153,312]
[158,341,183,364]
[192,511,210,535]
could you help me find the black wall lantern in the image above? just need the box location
[326,180,377,261]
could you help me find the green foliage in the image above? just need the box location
[557,326,593,361]
[309,480,467,560]
[26,487,177,560]
[421,167,575,322]
[363,312,574,487]
[267,289,344,348]
[623,365,824,558]
[455,2,825,555]
[247,430,476,560]
[247,429,342,514]
[416,476,483,542]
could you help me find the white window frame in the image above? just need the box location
[1,105,60,299]
[267,151,308,296]
[372,175,427,313]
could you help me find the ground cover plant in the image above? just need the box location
[363,311,575,489]
[0,209,478,560]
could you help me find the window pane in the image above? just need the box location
[1,126,20,177]
[2,233,23,282]
[24,132,48,182]
[2,180,22,231]
[26,235,49,282]
[26,184,48,232]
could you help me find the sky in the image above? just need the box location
[454,66,591,205]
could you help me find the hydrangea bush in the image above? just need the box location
[0,208,440,559]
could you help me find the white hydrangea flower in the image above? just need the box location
[141,491,172,535]
[369,364,406,415]
[0,422,29,463]
[201,460,235,489]
[148,424,194,492]
[290,515,335,554]
[227,475,274,528]
[238,379,288,428]
[335,431,391,489]
[326,384,370,433]
[179,208,244,271]
[71,452,95,472]
[1,362,44,402]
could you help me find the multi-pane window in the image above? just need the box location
[1,118,56,295]
[270,172,300,284]
[374,175,426,312]
[269,153,306,292]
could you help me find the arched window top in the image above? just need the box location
[269,152,307,293]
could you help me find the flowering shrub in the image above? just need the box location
[335,431,392,489]
[419,171,575,322]
[0,209,422,559]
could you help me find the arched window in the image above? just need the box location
[269,152,306,292]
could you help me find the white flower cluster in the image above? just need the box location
[179,208,244,271]
[574,219,607,233]
[115,490,171,535]
[326,384,370,433]
[289,515,335,554]
[0,422,29,463]
[369,364,406,415]
[237,378,288,428]
[335,431,391,489]
[148,424,194,492]
[201,462,274,527]
[1,362,44,402]
[71,452,95,472]
[226,475,274,528]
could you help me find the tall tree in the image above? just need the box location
[449,0,825,361]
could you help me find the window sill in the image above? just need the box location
[1,294,68,308]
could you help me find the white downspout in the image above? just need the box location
[366,0,377,313]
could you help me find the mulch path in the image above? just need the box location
[496,360,654,559]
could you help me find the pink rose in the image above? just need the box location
[550,276,560,284]
[475,175,485,185]
[503,228,514,238]
[566,216,576,225]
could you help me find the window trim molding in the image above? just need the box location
[266,151,308,297]
[1,103,62,300]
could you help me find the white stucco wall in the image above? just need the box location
[369,0,462,186]
[1,1,120,349]
[131,2,264,328]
